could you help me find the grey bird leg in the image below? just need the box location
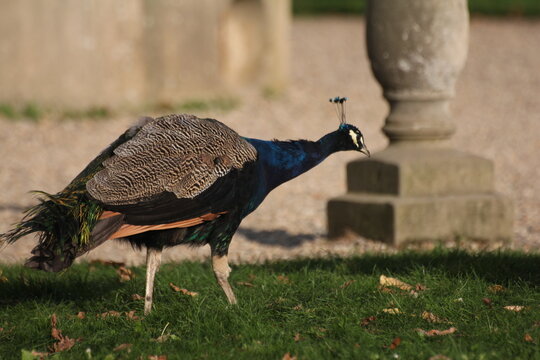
[144,246,163,315]
[212,253,237,304]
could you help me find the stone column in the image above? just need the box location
[327,0,512,245]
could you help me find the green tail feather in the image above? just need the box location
[0,122,145,270]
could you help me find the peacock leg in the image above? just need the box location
[144,246,163,315]
[211,253,237,305]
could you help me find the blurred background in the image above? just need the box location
[0,0,538,265]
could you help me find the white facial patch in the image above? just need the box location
[349,130,359,147]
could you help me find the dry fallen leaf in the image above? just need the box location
[524,333,534,342]
[382,308,402,315]
[113,343,132,352]
[380,275,413,291]
[125,310,140,320]
[282,353,297,360]
[169,282,198,296]
[49,314,81,353]
[99,311,121,318]
[293,304,303,311]
[277,275,291,284]
[482,298,493,307]
[76,312,85,320]
[237,281,254,287]
[148,356,168,360]
[294,333,302,342]
[117,266,135,282]
[340,280,356,289]
[504,306,525,312]
[132,293,144,301]
[422,311,450,324]
[360,316,377,327]
[389,337,401,350]
[489,284,506,293]
[416,327,457,337]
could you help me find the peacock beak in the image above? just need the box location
[360,147,371,157]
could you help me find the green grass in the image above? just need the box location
[293,0,540,16]
[1,250,540,359]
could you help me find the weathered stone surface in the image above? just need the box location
[328,192,513,245]
[0,0,291,108]
[347,147,494,196]
[328,0,513,245]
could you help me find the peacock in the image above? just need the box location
[0,97,369,314]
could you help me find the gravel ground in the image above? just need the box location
[1,16,539,266]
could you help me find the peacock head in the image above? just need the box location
[330,97,370,157]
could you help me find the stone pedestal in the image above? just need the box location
[327,0,512,245]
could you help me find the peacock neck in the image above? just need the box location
[245,130,342,194]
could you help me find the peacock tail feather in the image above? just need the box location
[0,121,147,270]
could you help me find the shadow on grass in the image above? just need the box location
[0,264,133,306]
[1,250,539,306]
[261,249,540,285]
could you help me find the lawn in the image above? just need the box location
[1,250,539,359]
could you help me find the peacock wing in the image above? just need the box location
[86,114,258,225]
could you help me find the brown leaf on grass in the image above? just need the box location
[422,311,450,324]
[382,308,402,315]
[378,286,397,294]
[277,275,291,284]
[360,316,377,327]
[415,327,457,337]
[415,283,428,291]
[504,306,525,312]
[132,293,144,301]
[237,281,254,287]
[49,314,81,353]
[293,304,303,311]
[282,353,297,360]
[125,310,140,320]
[117,266,135,282]
[148,356,168,360]
[76,312,85,319]
[428,356,452,360]
[380,275,413,291]
[389,337,401,350]
[482,298,493,307]
[489,284,506,293]
[524,333,534,342]
[99,311,121,318]
[340,280,356,289]
[113,343,132,352]
[169,282,198,297]
[294,333,302,342]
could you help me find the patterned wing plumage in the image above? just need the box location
[87,114,258,208]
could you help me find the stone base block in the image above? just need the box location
[327,192,513,245]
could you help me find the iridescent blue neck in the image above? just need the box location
[245,130,342,193]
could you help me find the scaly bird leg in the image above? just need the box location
[212,254,237,304]
[144,246,163,315]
